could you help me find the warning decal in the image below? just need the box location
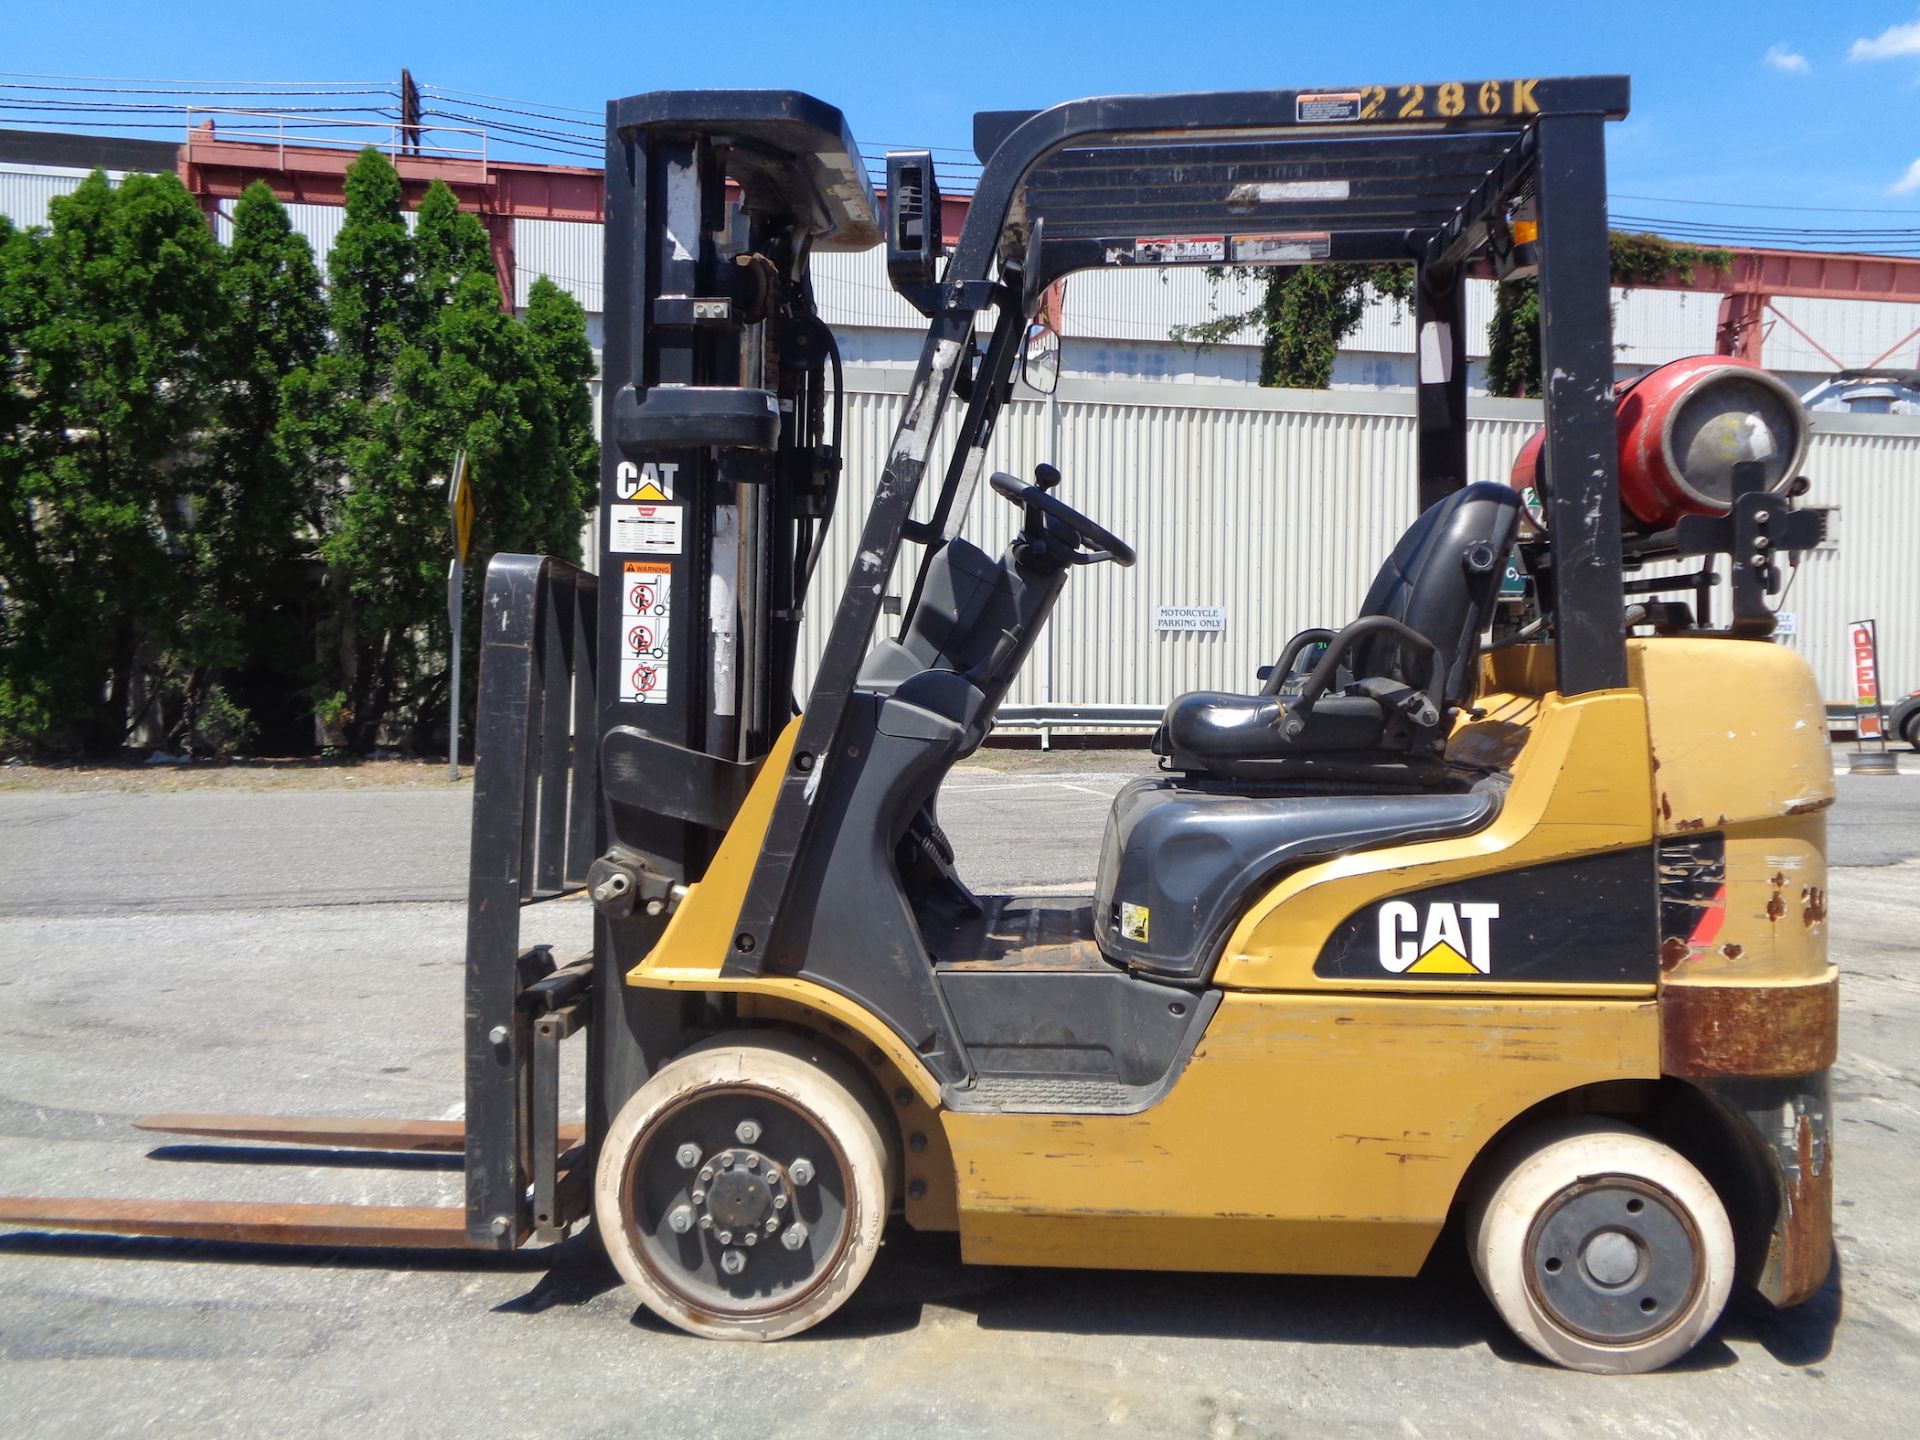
[1134,236,1226,264]
[620,560,672,705]
[1295,91,1363,123]
[609,503,684,556]
[1231,232,1331,264]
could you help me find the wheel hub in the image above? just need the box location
[1525,1177,1702,1345]
[622,1087,849,1319]
[698,1147,787,1236]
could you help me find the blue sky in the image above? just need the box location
[7,1,1920,244]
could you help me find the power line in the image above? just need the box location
[424,83,601,118]
[0,69,387,88]
[1612,192,1920,217]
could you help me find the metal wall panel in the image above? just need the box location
[0,163,120,227]
[513,216,603,310]
[798,375,1920,716]
[1767,294,1920,374]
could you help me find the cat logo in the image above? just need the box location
[1377,900,1500,975]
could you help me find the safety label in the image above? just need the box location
[1230,232,1331,263]
[1134,235,1225,264]
[1295,91,1362,124]
[620,560,672,705]
[609,502,684,556]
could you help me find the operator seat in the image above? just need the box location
[1155,481,1521,778]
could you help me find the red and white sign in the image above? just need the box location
[621,560,673,705]
[1850,619,1883,740]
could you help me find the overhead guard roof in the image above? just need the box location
[957,77,1630,281]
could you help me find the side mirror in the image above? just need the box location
[1021,321,1061,396]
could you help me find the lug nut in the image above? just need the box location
[698,1215,713,1231]
[789,1158,815,1186]
[690,1189,706,1204]
[667,1206,694,1234]
[772,1193,788,1210]
[765,1217,779,1232]
[744,1231,758,1246]
[745,1155,760,1171]
[782,1222,808,1251]
[676,1143,702,1169]
[717,1229,733,1245]
[698,1166,714,1184]
[736,1118,763,1145]
[720,1249,747,1275]
[720,1154,735,1170]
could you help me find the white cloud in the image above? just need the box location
[1764,44,1810,73]
[1890,159,1920,195]
[1851,15,1920,60]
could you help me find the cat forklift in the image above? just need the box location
[1,77,1837,1375]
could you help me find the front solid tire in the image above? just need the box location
[1468,1119,1735,1374]
[595,1031,894,1341]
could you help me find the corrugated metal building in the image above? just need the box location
[796,372,1920,720]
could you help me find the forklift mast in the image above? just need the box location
[587,94,880,1139]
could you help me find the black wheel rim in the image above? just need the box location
[1523,1175,1704,1345]
[620,1085,854,1321]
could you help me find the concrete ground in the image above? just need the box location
[0,755,1917,1437]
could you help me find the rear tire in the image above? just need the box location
[1468,1119,1735,1374]
[595,1031,894,1341]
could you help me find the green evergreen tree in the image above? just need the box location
[0,171,226,754]
[312,150,420,750]
[162,181,330,753]
[322,179,526,751]
[512,277,598,563]
[326,148,413,401]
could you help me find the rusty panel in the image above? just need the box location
[0,1196,473,1249]
[133,1113,582,1153]
[1661,972,1839,1078]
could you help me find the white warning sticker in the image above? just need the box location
[1230,231,1331,264]
[609,503,684,556]
[1134,235,1225,264]
[620,560,672,705]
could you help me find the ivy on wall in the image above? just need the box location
[1484,232,1733,398]
[1173,233,1732,397]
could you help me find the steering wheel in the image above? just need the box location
[989,466,1136,566]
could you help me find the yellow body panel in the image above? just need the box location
[1212,685,1654,996]
[948,992,1658,1274]
[624,716,946,1107]
[1634,637,1833,987]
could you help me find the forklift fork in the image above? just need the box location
[0,555,600,1253]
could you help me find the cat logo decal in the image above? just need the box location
[1377,900,1500,975]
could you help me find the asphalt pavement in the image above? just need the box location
[0,754,1917,1437]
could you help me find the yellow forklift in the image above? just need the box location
[2,77,1836,1375]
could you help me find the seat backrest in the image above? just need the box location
[858,535,1068,727]
[1350,482,1520,709]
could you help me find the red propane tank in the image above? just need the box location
[1509,355,1809,533]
